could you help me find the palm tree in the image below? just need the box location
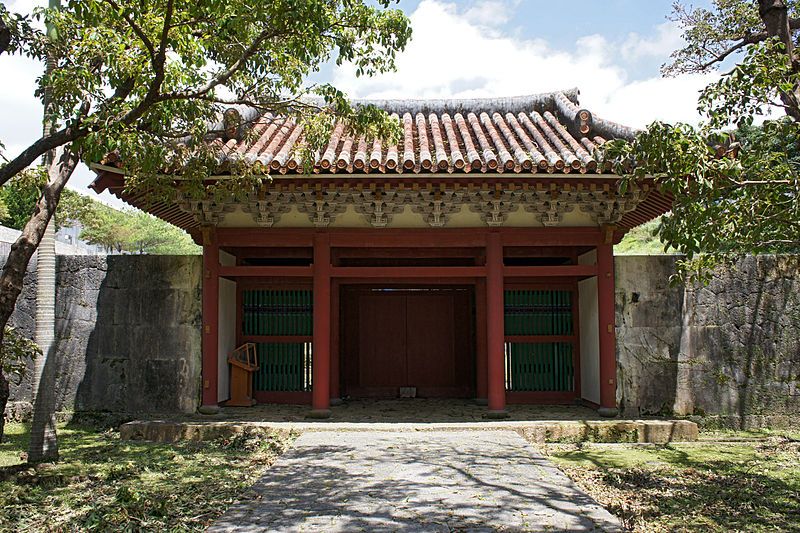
[28,0,61,463]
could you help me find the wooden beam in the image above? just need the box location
[331,266,486,278]
[216,228,315,247]
[219,266,313,278]
[503,265,596,277]
[311,233,332,416]
[486,231,507,416]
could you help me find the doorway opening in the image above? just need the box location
[339,286,476,399]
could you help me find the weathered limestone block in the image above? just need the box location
[4,254,203,417]
[616,255,800,428]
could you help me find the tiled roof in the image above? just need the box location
[208,89,637,175]
[90,89,673,235]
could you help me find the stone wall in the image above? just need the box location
[7,255,202,419]
[5,254,799,428]
[616,255,800,428]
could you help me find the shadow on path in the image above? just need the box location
[209,430,620,532]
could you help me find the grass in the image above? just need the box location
[542,435,800,532]
[615,218,676,255]
[0,422,295,531]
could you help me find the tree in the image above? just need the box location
[0,1,410,451]
[0,174,197,254]
[0,170,47,230]
[0,326,41,441]
[605,0,800,281]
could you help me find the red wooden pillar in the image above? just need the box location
[475,278,488,403]
[596,242,619,417]
[310,232,332,418]
[201,227,220,411]
[330,279,341,404]
[486,232,508,417]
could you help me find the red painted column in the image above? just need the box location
[596,242,619,417]
[201,227,220,411]
[486,232,508,417]
[475,278,488,403]
[329,279,341,404]
[311,232,332,418]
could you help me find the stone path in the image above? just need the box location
[208,430,620,532]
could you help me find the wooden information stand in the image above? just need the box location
[226,343,258,407]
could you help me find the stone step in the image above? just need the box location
[120,418,698,444]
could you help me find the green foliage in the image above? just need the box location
[604,1,800,282]
[0,423,295,530]
[0,327,40,386]
[1,1,411,201]
[605,120,800,282]
[699,39,797,129]
[615,219,676,255]
[664,0,783,75]
[79,207,199,254]
[0,169,198,254]
[0,168,47,230]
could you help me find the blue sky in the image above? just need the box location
[0,0,719,206]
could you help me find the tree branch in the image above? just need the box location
[0,16,10,56]
[160,27,274,101]
[117,0,173,127]
[103,0,155,64]
[0,147,80,347]
[696,32,768,70]
[0,125,87,187]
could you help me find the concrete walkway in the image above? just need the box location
[208,431,620,532]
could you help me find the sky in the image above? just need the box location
[0,0,719,208]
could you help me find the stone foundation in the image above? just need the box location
[120,418,699,444]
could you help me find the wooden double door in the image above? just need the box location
[341,287,474,398]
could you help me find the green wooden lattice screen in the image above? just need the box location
[242,290,313,336]
[253,342,313,392]
[242,290,312,392]
[504,290,575,392]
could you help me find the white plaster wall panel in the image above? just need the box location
[579,276,600,404]
[218,277,237,402]
[578,249,597,266]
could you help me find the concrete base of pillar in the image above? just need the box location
[330,398,344,406]
[198,404,221,415]
[307,409,332,419]
[597,407,619,418]
[485,409,509,419]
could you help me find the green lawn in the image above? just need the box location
[0,422,294,531]
[544,434,800,532]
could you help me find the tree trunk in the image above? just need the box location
[0,147,76,452]
[26,149,77,463]
[758,0,800,120]
[0,370,8,442]
[0,16,10,56]
[29,217,57,461]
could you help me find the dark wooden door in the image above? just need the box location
[356,292,407,396]
[343,288,473,398]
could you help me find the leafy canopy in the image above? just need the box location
[604,0,800,281]
[0,1,411,199]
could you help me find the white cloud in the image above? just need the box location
[332,0,715,127]
[621,21,684,62]
[595,73,718,129]
[463,0,517,28]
